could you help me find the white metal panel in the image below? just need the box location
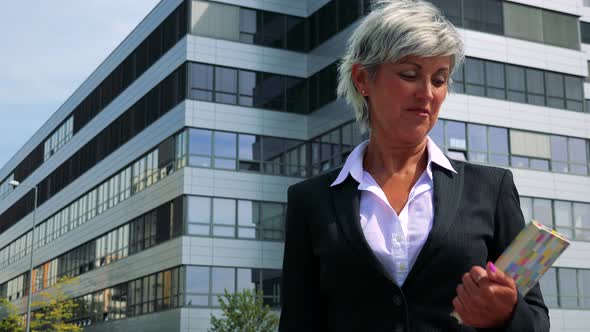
[187,35,308,78]
[505,0,581,16]
[185,100,308,140]
[207,0,307,17]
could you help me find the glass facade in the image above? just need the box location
[453,58,585,112]
[43,116,74,161]
[191,0,366,52]
[186,196,286,240]
[540,268,590,309]
[188,62,336,114]
[0,265,282,327]
[520,197,590,241]
[187,128,308,177]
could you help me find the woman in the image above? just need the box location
[279,1,549,331]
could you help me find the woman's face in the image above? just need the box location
[353,55,451,145]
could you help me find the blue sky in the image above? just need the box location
[0,0,161,170]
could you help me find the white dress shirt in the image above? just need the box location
[330,137,456,286]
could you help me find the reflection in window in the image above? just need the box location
[539,268,558,307]
[463,0,503,35]
[215,67,238,104]
[186,195,286,241]
[184,266,282,308]
[574,203,590,241]
[190,63,214,101]
[559,268,578,308]
[187,128,306,177]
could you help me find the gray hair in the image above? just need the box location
[337,0,465,133]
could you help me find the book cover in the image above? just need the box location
[451,220,570,324]
[494,220,570,295]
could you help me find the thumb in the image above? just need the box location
[486,261,514,287]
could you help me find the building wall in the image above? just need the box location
[1,0,589,331]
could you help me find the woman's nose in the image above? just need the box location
[415,80,434,102]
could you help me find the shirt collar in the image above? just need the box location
[330,136,456,187]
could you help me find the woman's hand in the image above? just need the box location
[452,262,518,328]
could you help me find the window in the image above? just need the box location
[43,116,74,161]
[488,127,509,166]
[582,21,590,44]
[186,195,286,241]
[451,63,464,93]
[238,70,256,106]
[539,268,558,307]
[485,62,505,99]
[564,76,584,112]
[554,201,573,238]
[542,10,579,49]
[504,2,579,49]
[213,199,236,237]
[238,134,260,171]
[190,63,214,101]
[215,67,238,104]
[260,202,284,240]
[550,135,569,173]
[237,200,257,239]
[467,124,488,163]
[568,138,588,175]
[445,121,467,155]
[545,72,565,109]
[187,196,211,236]
[213,132,237,170]
[463,0,503,35]
[429,0,461,27]
[574,203,590,241]
[186,266,209,306]
[559,268,579,308]
[211,267,235,305]
[465,58,485,96]
[525,68,545,106]
[188,129,212,167]
[503,2,543,43]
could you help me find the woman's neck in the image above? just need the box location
[362,133,429,177]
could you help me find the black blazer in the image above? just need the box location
[279,159,549,332]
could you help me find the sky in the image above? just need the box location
[0,0,161,170]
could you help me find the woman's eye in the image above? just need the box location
[433,76,447,87]
[400,71,417,79]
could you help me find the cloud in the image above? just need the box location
[0,0,160,170]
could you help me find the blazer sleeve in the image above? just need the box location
[279,185,325,332]
[483,169,550,332]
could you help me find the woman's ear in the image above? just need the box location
[351,63,369,96]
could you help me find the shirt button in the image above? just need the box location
[393,295,402,306]
[399,263,406,272]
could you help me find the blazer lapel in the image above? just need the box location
[405,161,464,284]
[330,174,392,280]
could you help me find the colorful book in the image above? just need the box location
[451,220,570,323]
[495,220,570,295]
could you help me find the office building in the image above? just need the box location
[0,0,589,331]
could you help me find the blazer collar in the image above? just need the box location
[329,171,392,281]
[329,159,464,286]
[405,160,464,285]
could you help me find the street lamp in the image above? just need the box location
[9,180,37,332]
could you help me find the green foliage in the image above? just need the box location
[30,277,82,332]
[0,297,23,332]
[209,289,279,332]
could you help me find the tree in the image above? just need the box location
[209,289,279,332]
[29,277,81,332]
[0,297,23,332]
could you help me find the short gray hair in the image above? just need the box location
[337,0,464,133]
